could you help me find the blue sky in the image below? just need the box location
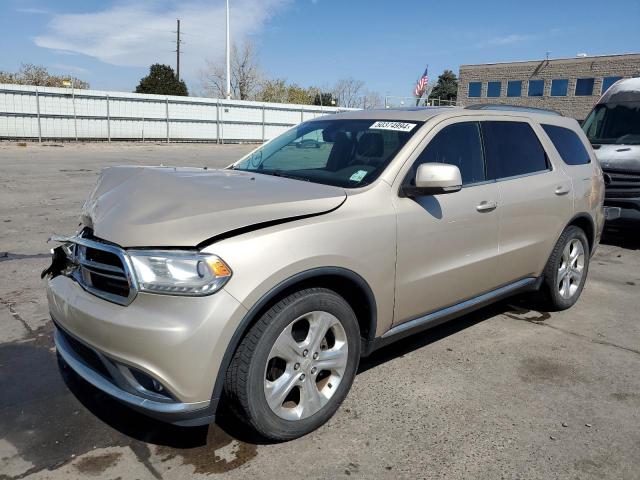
[1,0,639,98]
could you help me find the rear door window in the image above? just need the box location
[410,122,486,185]
[482,121,549,179]
[542,124,591,165]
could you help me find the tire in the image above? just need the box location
[541,226,590,311]
[224,288,360,441]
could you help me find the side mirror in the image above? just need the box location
[403,163,462,197]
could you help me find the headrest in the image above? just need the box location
[356,133,383,157]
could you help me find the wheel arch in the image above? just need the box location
[567,212,596,253]
[210,267,377,410]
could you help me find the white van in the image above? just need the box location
[583,78,640,224]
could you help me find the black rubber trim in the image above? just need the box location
[209,266,377,410]
[566,212,597,254]
[52,317,216,426]
[604,198,640,212]
[366,277,540,352]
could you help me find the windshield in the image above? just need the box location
[583,102,640,145]
[232,119,423,188]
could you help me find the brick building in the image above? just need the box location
[457,53,640,120]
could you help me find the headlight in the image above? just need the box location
[128,250,232,296]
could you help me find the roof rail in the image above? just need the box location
[464,104,561,116]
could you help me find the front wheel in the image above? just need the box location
[224,288,360,441]
[541,226,590,311]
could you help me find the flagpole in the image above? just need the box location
[225,0,231,99]
[415,64,428,106]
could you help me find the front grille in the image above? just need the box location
[62,232,138,305]
[602,168,640,199]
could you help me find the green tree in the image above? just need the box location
[257,78,316,105]
[313,92,336,107]
[428,69,458,101]
[135,64,188,96]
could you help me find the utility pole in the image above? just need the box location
[176,19,181,81]
[225,0,231,99]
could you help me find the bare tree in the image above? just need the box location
[199,41,262,100]
[332,78,365,108]
[0,64,89,89]
[362,90,383,109]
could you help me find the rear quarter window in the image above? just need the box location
[541,124,591,166]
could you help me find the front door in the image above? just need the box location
[392,120,501,325]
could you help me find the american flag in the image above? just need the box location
[414,66,429,97]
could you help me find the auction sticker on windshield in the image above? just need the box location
[370,121,416,132]
[349,170,368,182]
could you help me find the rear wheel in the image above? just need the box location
[224,288,360,441]
[541,226,590,311]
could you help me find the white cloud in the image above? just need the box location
[482,34,532,47]
[479,29,562,48]
[50,64,90,75]
[15,7,51,15]
[34,0,291,79]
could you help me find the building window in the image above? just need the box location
[528,79,544,97]
[602,76,622,94]
[487,81,501,97]
[507,81,522,97]
[468,82,482,98]
[550,79,568,96]
[575,78,595,96]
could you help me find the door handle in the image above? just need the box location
[555,186,570,196]
[476,200,497,212]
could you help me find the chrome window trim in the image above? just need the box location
[51,234,138,306]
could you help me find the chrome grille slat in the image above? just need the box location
[602,168,640,198]
[78,258,127,276]
[52,233,138,306]
[81,265,128,282]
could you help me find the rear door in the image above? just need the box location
[482,120,573,285]
[540,122,604,241]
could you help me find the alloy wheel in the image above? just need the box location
[558,238,585,299]
[263,311,348,420]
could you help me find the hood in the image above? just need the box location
[593,145,640,173]
[81,166,346,247]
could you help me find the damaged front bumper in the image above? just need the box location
[44,233,249,426]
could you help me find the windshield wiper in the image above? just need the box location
[255,170,310,182]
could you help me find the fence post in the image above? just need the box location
[220,102,224,145]
[262,105,266,142]
[141,114,145,142]
[72,84,78,142]
[35,88,42,143]
[300,106,304,123]
[216,101,220,144]
[165,97,170,143]
[106,94,111,142]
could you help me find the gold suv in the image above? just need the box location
[45,107,605,440]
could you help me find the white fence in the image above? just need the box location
[0,84,346,143]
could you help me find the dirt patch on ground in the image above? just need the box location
[74,452,122,475]
[157,426,257,475]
